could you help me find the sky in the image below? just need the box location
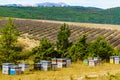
[0,0,120,9]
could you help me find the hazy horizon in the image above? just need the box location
[0,0,120,9]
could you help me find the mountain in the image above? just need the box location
[0,6,120,24]
[35,2,69,7]
[1,2,69,7]
[2,4,22,7]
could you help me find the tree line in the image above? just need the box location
[0,19,119,67]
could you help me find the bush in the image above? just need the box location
[65,35,88,61]
[87,36,114,61]
[33,38,56,63]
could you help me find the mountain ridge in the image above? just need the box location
[0,2,69,7]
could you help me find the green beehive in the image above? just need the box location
[83,59,89,66]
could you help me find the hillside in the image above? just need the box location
[1,6,120,24]
[0,19,120,49]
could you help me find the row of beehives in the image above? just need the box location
[34,58,71,71]
[83,56,120,66]
[2,63,30,75]
[110,56,120,64]
[83,57,102,66]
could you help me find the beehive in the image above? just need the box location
[18,63,30,72]
[34,63,41,70]
[40,60,51,71]
[10,66,22,75]
[2,63,14,74]
[56,58,66,68]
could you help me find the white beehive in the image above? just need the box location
[89,60,96,66]
[66,59,71,67]
[40,60,51,71]
[18,63,30,72]
[2,63,14,74]
[56,58,66,68]
[114,56,120,64]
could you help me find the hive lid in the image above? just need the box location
[40,60,51,63]
[2,63,14,65]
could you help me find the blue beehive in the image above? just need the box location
[10,69,15,75]
[9,66,22,75]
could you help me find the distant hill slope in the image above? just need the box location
[0,6,120,24]
[0,19,120,48]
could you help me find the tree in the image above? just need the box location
[74,35,88,60]
[0,18,20,64]
[33,38,56,63]
[87,36,114,61]
[66,45,77,62]
[66,35,88,61]
[66,35,114,62]
[57,23,71,57]
[114,48,120,56]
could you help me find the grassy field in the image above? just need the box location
[1,61,120,80]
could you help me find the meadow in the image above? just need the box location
[1,61,120,80]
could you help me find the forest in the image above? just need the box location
[0,6,120,24]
